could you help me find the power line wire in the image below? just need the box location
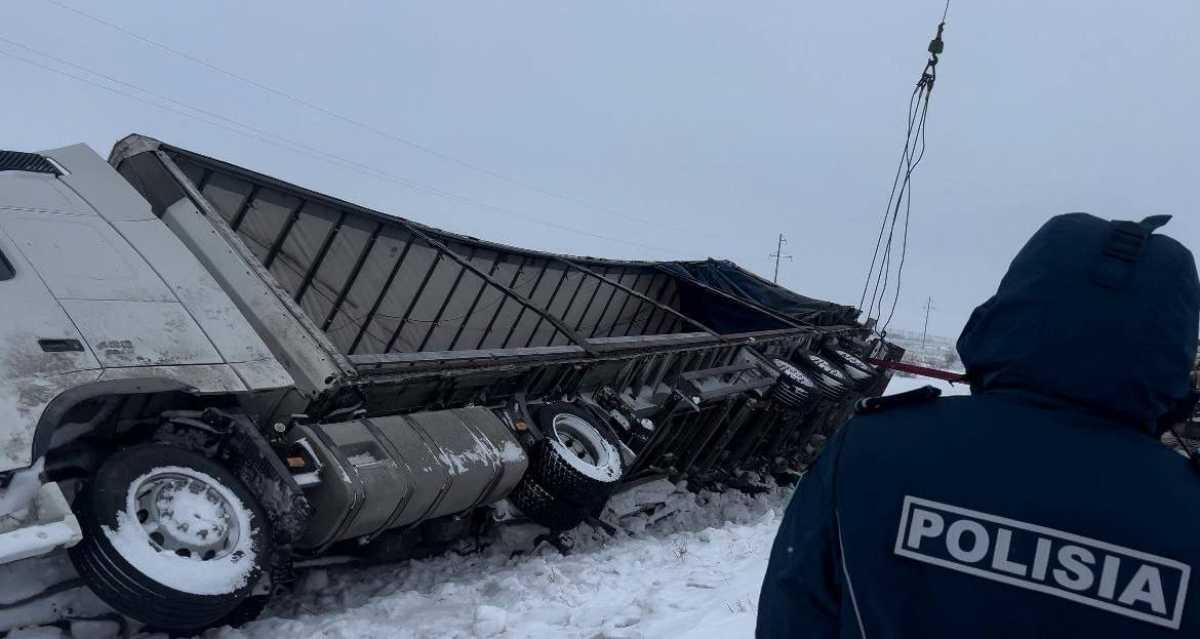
[42,0,695,234]
[858,2,947,335]
[0,38,684,256]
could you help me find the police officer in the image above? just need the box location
[758,213,1200,637]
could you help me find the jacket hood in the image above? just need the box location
[957,213,1200,427]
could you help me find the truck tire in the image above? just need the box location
[770,358,816,410]
[830,349,879,389]
[69,444,272,632]
[795,353,850,401]
[529,402,625,505]
[507,477,588,531]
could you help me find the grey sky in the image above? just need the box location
[3,1,1197,338]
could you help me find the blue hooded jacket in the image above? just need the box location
[758,213,1200,638]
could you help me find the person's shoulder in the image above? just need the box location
[845,386,979,438]
[854,384,943,416]
[1135,432,1200,481]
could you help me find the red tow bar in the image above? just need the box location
[867,358,967,383]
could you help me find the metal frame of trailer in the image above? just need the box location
[110,134,893,483]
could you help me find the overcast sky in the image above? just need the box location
[3,1,1197,338]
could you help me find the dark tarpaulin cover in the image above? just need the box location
[662,259,860,328]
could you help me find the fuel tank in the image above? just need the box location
[293,406,528,550]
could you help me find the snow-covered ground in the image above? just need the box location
[884,373,970,397]
[1,480,792,639]
[0,373,962,639]
[222,482,788,639]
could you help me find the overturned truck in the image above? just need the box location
[0,135,897,632]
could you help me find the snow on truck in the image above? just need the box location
[0,135,897,632]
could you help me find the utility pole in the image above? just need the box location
[922,296,934,349]
[769,233,792,284]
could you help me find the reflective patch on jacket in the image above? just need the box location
[895,496,1191,629]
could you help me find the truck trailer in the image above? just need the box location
[0,136,896,632]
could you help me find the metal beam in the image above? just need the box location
[572,269,606,332]
[348,233,414,354]
[322,221,383,331]
[524,267,571,348]
[295,210,347,303]
[605,271,645,337]
[262,199,306,270]
[383,251,444,353]
[447,252,505,351]
[550,258,718,337]
[634,274,675,337]
[588,267,624,338]
[397,225,595,354]
[229,184,260,231]
[501,262,549,348]
[474,255,528,350]
[350,344,584,366]
[415,246,477,351]
[195,168,213,193]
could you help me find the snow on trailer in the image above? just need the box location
[0,137,900,635]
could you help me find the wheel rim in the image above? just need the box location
[552,414,614,473]
[132,471,243,563]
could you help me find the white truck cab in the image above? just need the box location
[0,145,291,562]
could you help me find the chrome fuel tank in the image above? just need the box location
[294,406,528,550]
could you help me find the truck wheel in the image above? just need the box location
[507,477,588,531]
[69,444,272,632]
[529,402,625,505]
[830,349,879,388]
[796,353,850,401]
[771,358,816,409]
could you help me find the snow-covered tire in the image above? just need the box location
[770,358,816,410]
[795,353,851,401]
[829,349,879,389]
[529,403,624,505]
[507,477,588,531]
[69,444,272,632]
[213,594,271,629]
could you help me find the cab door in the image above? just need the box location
[0,170,101,375]
[0,168,103,471]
